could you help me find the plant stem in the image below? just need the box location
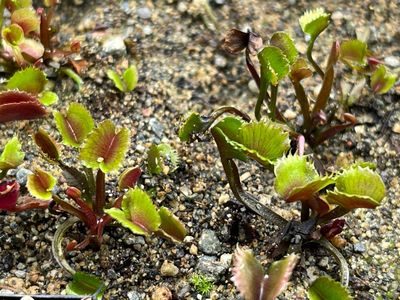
[210,106,252,123]
[301,202,310,222]
[221,157,287,227]
[255,75,268,121]
[318,206,349,225]
[307,36,324,78]
[245,48,260,87]
[268,84,278,121]
[314,238,350,286]
[52,194,87,224]
[94,170,105,215]
[291,80,312,132]
[52,217,79,275]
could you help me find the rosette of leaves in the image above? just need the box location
[107,65,138,92]
[274,154,334,215]
[147,143,179,175]
[104,187,186,242]
[324,165,385,211]
[232,246,298,300]
[0,67,58,123]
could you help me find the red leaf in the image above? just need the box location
[0,180,20,211]
[118,167,141,189]
[0,91,47,123]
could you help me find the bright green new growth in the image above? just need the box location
[54,103,94,148]
[339,40,368,68]
[178,112,204,142]
[27,167,56,200]
[39,91,58,106]
[2,24,24,45]
[105,187,161,235]
[325,166,385,210]
[274,154,334,202]
[270,32,298,65]
[147,143,179,175]
[0,136,25,171]
[65,272,106,300]
[60,68,83,89]
[299,8,330,38]
[158,206,187,242]
[190,273,214,296]
[6,67,47,94]
[107,65,138,92]
[371,65,397,94]
[79,120,130,173]
[258,46,290,86]
[308,276,352,300]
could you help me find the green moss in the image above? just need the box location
[190,273,214,295]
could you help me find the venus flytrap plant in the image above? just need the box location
[219,8,396,148]
[180,93,386,287]
[0,102,186,278]
[147,143,179,175]
[107,64,138,93]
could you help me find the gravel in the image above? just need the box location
[0,0,399,299]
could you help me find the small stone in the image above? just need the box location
[160,260,179,277]
[143,25,152,35]
[283,109,297,120]
[102,35,126,55]
[16,168,32,186]
[354,242,366,253]
[190,244,198,255]
[392,122,400,134]
[137,7,152,19]
[384,56,400,68]
[127,290,141,300]
[198,230,222,255]
[248,80,258,94]
[149,118,164,138]
[15,270,26,278]
[220,253,232,268]
[318,257,329,267]
[20,297,34,300]
[218,193,230,205]
[214,55,227,67]
[151,286,172,300]
[197,256,228,278]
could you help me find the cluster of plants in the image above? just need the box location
[0,101,186,296]
[179,7,394,299]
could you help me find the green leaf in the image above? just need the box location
[6,67,47,95]
[33,128,61,161]
[11,7,39,34]
[157,207,187,242]
[79,120,130,173]
[274,154,334,203]
[2,24,24,46]
[263,254,298,300]
[179,112,205,142]
[325,166,385,210]
[258,46,290,85]
[118,167,141,190]
[54,103,94,148]
[0,136,25,171]
[6,0,32,11]
[123,65,138,92]
[308,276,352,300]
[299,8,330,39]
[147,143,179,175]
[270,32,298,64]
[232,247,265,300]
[104,187,161,235]
[60,67,83,89]
[339,40,368,69]
[39,91,58,106]
[229,120,290,167]
[107,69,124,92]
[370,64,397,94]
[27,167,56,200]
[65,272,106,300]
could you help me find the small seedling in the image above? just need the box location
[147,143,179,175]
[190,273,214,296]
[107,64,138,92]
